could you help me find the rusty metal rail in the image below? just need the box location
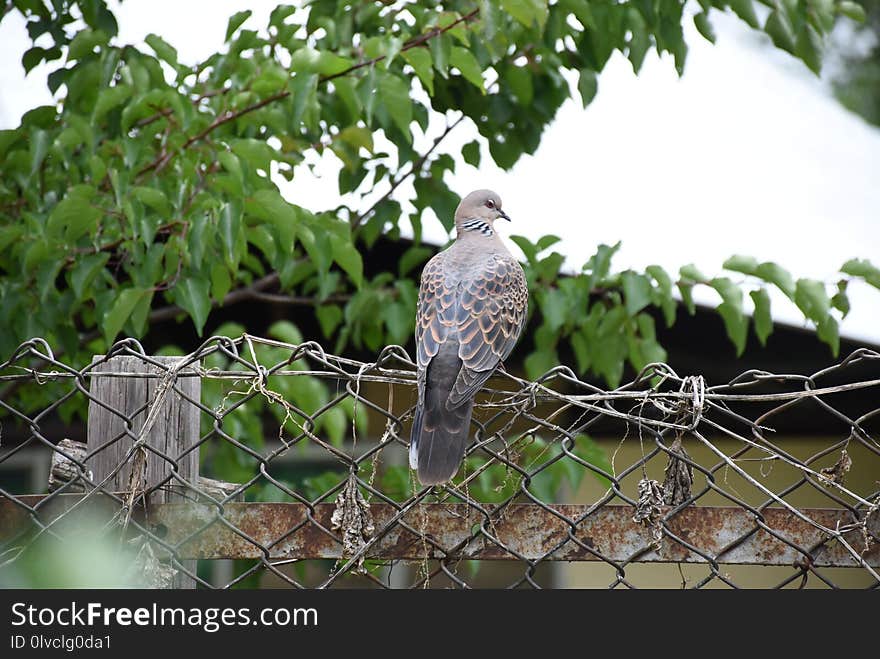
[3,495,876,567]
[0,335,878,588]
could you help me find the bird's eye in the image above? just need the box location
[486,199,495,209]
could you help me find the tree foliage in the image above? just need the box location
[1,0,877,393]
[829,0,880,125]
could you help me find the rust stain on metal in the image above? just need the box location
[148,502,879,567]
[2,495,877,567]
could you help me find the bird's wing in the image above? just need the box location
[447,254,528,406]
[415,253,454,394]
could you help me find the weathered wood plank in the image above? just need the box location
[86,355,201,587]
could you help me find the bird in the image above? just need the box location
[410,189,529,485]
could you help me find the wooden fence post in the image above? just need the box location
[85,354,201,588]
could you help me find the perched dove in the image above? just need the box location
[410,190,528,485]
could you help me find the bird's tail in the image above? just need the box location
[410,383,474,486]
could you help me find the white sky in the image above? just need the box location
[1,2,878,344]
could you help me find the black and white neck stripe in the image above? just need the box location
[459,218,493,236]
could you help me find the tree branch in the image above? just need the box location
[321,9,480,84]
[350,114,466,232]
[146,272,281,325]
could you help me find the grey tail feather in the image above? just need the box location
[410,398,473,485]
[410,342,473,485]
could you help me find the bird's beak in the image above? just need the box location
[498,210,511,222]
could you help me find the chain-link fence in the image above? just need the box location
[1,335,878,588]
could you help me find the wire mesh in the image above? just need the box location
[0,334,878,589]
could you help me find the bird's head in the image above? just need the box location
[454,189,509,237]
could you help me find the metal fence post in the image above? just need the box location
[85,354,201,588]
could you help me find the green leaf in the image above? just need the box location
[93,84,132,120]
[710,277,743,309]
[537,251,565,282]
[817,315,840,357]
[103,287,149,344]
[505,64,533,105]
[577,69,598,108]
[570,329,591,374]
[316,305,343,338]
[765,10,796,53]
[717,302,748,356]
[509,235,537,264]
[450,47,484,91]
[401,48,434,95]
[462,140,481,167]
[749,288,772,346]
[22,105,57,129]
[794,278,830,322]
[728,0,760,28]
[839,1,867,21]
[225,9,252,41]
[210,263,232,302]
[679,263,707,282]
[646,265,675,327]
[247,224,277,262]
[694,12,716,43]
[573,434,612,489]
[678,282,696,315]
[289,72,319,129]
[794,24,823,75]
[315,304,343,339]
[584,242,621,284]
[621,271,652,316]
[831,281,850,317]
[230,138,275,173]
[754,262,795,298]
[627,9,651,72]
[290,47,353,76]
[524,349,558,380]
[382,302,412,344]
[218,201,244,269]
[0,130,18,159]
[129,288,155,336]
[321,407,347,447]
[174,276,212,335]
[336,125,374,153]
[332,77,361,121]
[252,62,289,95]
[0,225,24,252]
[23,46,49,74]
[710,278,747,354]
[47,191,102,242]
[296,222,330,275]
[592,332,626,388]
[249,189,298,248]
[841,258,880,289]
[502,0,549,29]
[145,34,178,67]
[377,72,413,138]
[269,5,297,27]
[68,28,109,61]
[29,128,49,177]
[539,289,567,331]
[268,320,304,345]
[71,253,110,301]
[723,254,758,276]
[131,186,170,214]
[537,235,562,251]
[329,234,364,288]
